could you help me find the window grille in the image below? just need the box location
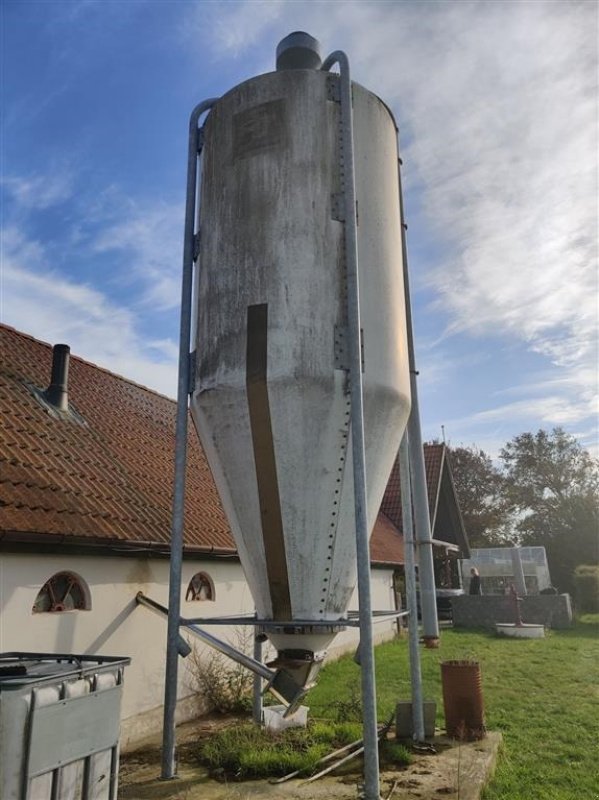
[185,572,215,602]
[32,572,90,613]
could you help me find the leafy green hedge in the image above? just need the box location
[574,565,599,613]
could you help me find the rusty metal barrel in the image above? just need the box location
[440,660,485,740]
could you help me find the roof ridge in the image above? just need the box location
[0,322,176,404]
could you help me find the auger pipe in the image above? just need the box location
[138,593,274,682]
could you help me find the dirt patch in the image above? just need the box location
[118,717,501,800]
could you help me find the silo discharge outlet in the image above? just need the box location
[266,649,327,717]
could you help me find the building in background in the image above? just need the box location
[380,443,471,618]
[0,324,402,748]
[461,547,552,595]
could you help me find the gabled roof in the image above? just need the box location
[0,325,234,554]
[370,512,405,567]
[381,444,444,523]
[380,443,470,558]
[0,324,400,564]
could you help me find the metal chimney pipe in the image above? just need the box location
[44,344,70,411]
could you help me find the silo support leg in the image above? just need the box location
[321,48,380,800]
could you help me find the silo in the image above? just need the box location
[189,33,411,693]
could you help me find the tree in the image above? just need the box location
[447,445,512,548]
[500,428,599,594]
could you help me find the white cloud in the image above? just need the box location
[191,0,598,440]
[1,227,177,397]
[3,1,596,450]
[433,377,597,456]
[2,172,73,210]
[4,168,185,316]
[91,199,184,311]
[211,0,284,57]
[472,395,597,428]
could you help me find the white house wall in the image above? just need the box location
[0,552,396,749]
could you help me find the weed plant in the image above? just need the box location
[380,740,412,768]
[186,631,258,714]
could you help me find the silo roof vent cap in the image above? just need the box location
[276,31,322,71]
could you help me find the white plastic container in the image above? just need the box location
[263,704,309,733]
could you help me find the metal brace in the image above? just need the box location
[331,193,345,222]
[334,325,365,372]
[197,125,205,152]
[326,74,340,102]
[188,350,197,394]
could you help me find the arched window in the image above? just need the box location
[32,571,91,613]
[185,572,215,602]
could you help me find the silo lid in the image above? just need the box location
[276,31,322,70]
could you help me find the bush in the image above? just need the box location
[186,630,256,714]
[574,565,599,613]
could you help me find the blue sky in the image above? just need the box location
[2,0,597,458]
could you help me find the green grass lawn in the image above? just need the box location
[307,615,599,800]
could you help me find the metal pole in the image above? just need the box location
[252,634,265,724]
[162,97,218,780]
[396,154,439,647]
[321,50,380,800]
[398,433,425,741]
[510,546,527,596]
[184,622,274,681]
[140,592,274,680]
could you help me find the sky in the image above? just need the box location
[1,0,597,458]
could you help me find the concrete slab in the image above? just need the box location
[119,721,502,800]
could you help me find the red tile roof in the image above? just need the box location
[380,443,445,532]
[370,512,404,566]
[379,442,470,562]
[0,324,400,564]
[0,325,234,553]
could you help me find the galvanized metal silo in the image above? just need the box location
[189,33,411,681]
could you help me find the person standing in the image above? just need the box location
[469,567,482,595]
